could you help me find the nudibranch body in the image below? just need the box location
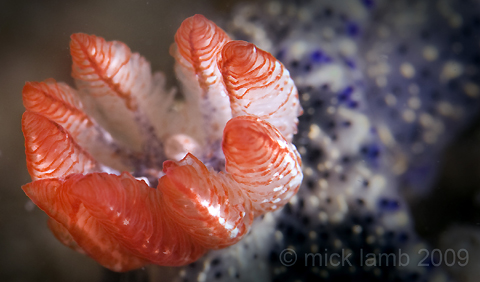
[21,15,303,271]
[166,1,480,282]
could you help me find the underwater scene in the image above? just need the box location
[1,0,479,281]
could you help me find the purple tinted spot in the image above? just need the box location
[369,145,380,158]
[398,232,409,243]
[311,50,333,64]
[361,0,375,9]
[379,198,400,211]
[276,49,285,60]
[361,144,380,159]
[348,100,359,108]
[404,164,433,184]
[361,143,381,168]
[323,56,332,63]
[338,86,354,101]
[311,50,323,62]
[346,22,360,37]
[345,59,356,69]
[425,257,435,269]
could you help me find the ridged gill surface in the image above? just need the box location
[223,116,302,215]
[70,33,155,151]
[23,174,151,272]
[161,153,253,249]
[22,80,87,132]
[174,14,230,88]
[22,112,98,180]
[22,158,253,270]
[220,40,303,142]
[22,80,130,171]
[70,33,135,108]
[172,14,233,161]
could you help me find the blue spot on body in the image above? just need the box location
[346,22,360,36]
[311,50,333,64]
[323,55,332,63]
[345,58,356,69]
[311,50,323,62]
[398,232,409,243]
[276,49,285,60]
[404,164,433,184]
[422,256,435,269]
[361,144,381,160]
[348,100,359,108]
[361,0,375,9]
[379,198,400,211]
[338,86,354,101]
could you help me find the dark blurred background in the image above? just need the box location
[0,1,252,281]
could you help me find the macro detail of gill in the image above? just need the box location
[21,13,306,277]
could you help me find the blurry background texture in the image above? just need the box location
[0,0,250,281]
[1,1,480,282]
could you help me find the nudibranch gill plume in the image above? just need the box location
[21,14,303,272]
